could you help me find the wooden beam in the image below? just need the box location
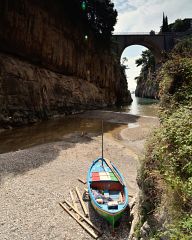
[59,202,99,239]
[70,190,79,219]
[76,187,89,217]
[78,178,87,184]
[65,200,102,235]
[70,190,78,211]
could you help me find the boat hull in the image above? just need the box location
[91,199,125,227]
[87,157,129,228]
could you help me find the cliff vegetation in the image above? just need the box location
[135,17,192,99]
[135,50,159,99]
[137,36,192,239]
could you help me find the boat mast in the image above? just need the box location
[102,120,104,160]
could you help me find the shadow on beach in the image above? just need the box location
[87,201,131,239]
[0,110,140,184]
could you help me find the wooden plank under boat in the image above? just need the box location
[87,157,129,228]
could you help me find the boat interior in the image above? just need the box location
[89,159,127,211]
[91,180,125,205]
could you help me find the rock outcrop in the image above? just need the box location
[0,53,109,127]
[135,73,159,99]
[0,0,131,127]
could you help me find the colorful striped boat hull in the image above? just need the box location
[91,199,125,226]
[87,157,129,228]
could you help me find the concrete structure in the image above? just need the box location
[113,33,175,63]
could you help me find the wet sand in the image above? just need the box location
[0,111,159,240]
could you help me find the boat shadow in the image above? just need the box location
[88,201,131,239]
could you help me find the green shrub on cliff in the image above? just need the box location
[135,49,158,98]
[138,36,192,239]
[56,0,117,44]
[84,0,117,40]
[172,36,192,57]
[159,57,192,113]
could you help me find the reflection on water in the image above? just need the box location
[128,123,140,129]
[0,117,121,154]
[117,94,159,117]
[0,94,159,154]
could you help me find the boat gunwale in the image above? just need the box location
[87,157,129,215]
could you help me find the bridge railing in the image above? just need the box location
[113,32,157,35]
[113,32,181,36]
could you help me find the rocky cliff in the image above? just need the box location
[0,0,131,127]
[135,73,159,99]
[134,49,159,99]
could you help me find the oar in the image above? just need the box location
[104,158,125,186]
[101,120,104,162]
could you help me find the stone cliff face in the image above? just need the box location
[116,66,132,105]
[0,0,131,127]
[135,73,159,99]
[0,53,109,126]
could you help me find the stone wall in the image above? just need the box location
[0,0,131,127]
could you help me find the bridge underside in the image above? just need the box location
[113,34,174,64]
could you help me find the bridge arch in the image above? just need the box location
[120,45,150,91]
[113,33,174,64]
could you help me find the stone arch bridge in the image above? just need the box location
[113,32,176,63]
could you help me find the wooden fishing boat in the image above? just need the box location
[87,157,129,228]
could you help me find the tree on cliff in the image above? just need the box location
[171,19,190,32]
[135,50,157,98]
[160,17,191,33]
[135,50,155,74]
[58,0,117,43]
[81,0,117,41]
[161,12,169,32]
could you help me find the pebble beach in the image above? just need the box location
[0,111,159,240]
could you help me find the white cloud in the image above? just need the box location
[113,0,192,33]
[112,0,192,91]
[113,0,137,13]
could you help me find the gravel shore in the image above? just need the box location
[0,111,159,240]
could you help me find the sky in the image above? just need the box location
[112,0,192,91]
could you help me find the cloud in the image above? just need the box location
[113,0,192,33]
[112,0,192,90]
[113,0,137,13]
